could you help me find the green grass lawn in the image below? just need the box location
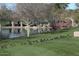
[0,28,79,56]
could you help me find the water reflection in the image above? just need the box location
[0,28,40,39]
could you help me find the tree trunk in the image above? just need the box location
[38,24,42,33]
[11,21,14,34]
[42,24,46,32]
[0,24,1,32]
[25,23,30,37]
[47,23,50,32]
[20,22,23,33]
[0,24,2,39]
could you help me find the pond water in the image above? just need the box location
[1,29,40,38]
[1,29,26,38]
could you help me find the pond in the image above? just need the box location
[0,28,42,39]
[1,29,26,39]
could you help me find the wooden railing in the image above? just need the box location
[0,21,52,37]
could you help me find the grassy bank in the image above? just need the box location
[0,28,79,56]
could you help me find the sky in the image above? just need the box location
[5,3,16,10]
[66,3,77,10]
[5,3,78,10]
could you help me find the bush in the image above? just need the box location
[23,42,27,45]
[60,35,66,38]
[50,38,54,40]
[54,37,59,39]
[27,40,32,45]
[35,40,39,43]
[43,39,46,41]
[40,39,44,42]
[0,44,7,49]
[32,41,36,43]
[46,38,49,41]
[9,43,16,47]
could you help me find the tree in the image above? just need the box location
[15,3,69,37]
[76,3,79,9]
[16,3,55,37]
[51,3,68,20]
[0,4,12,25]
[0,4,13,39]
